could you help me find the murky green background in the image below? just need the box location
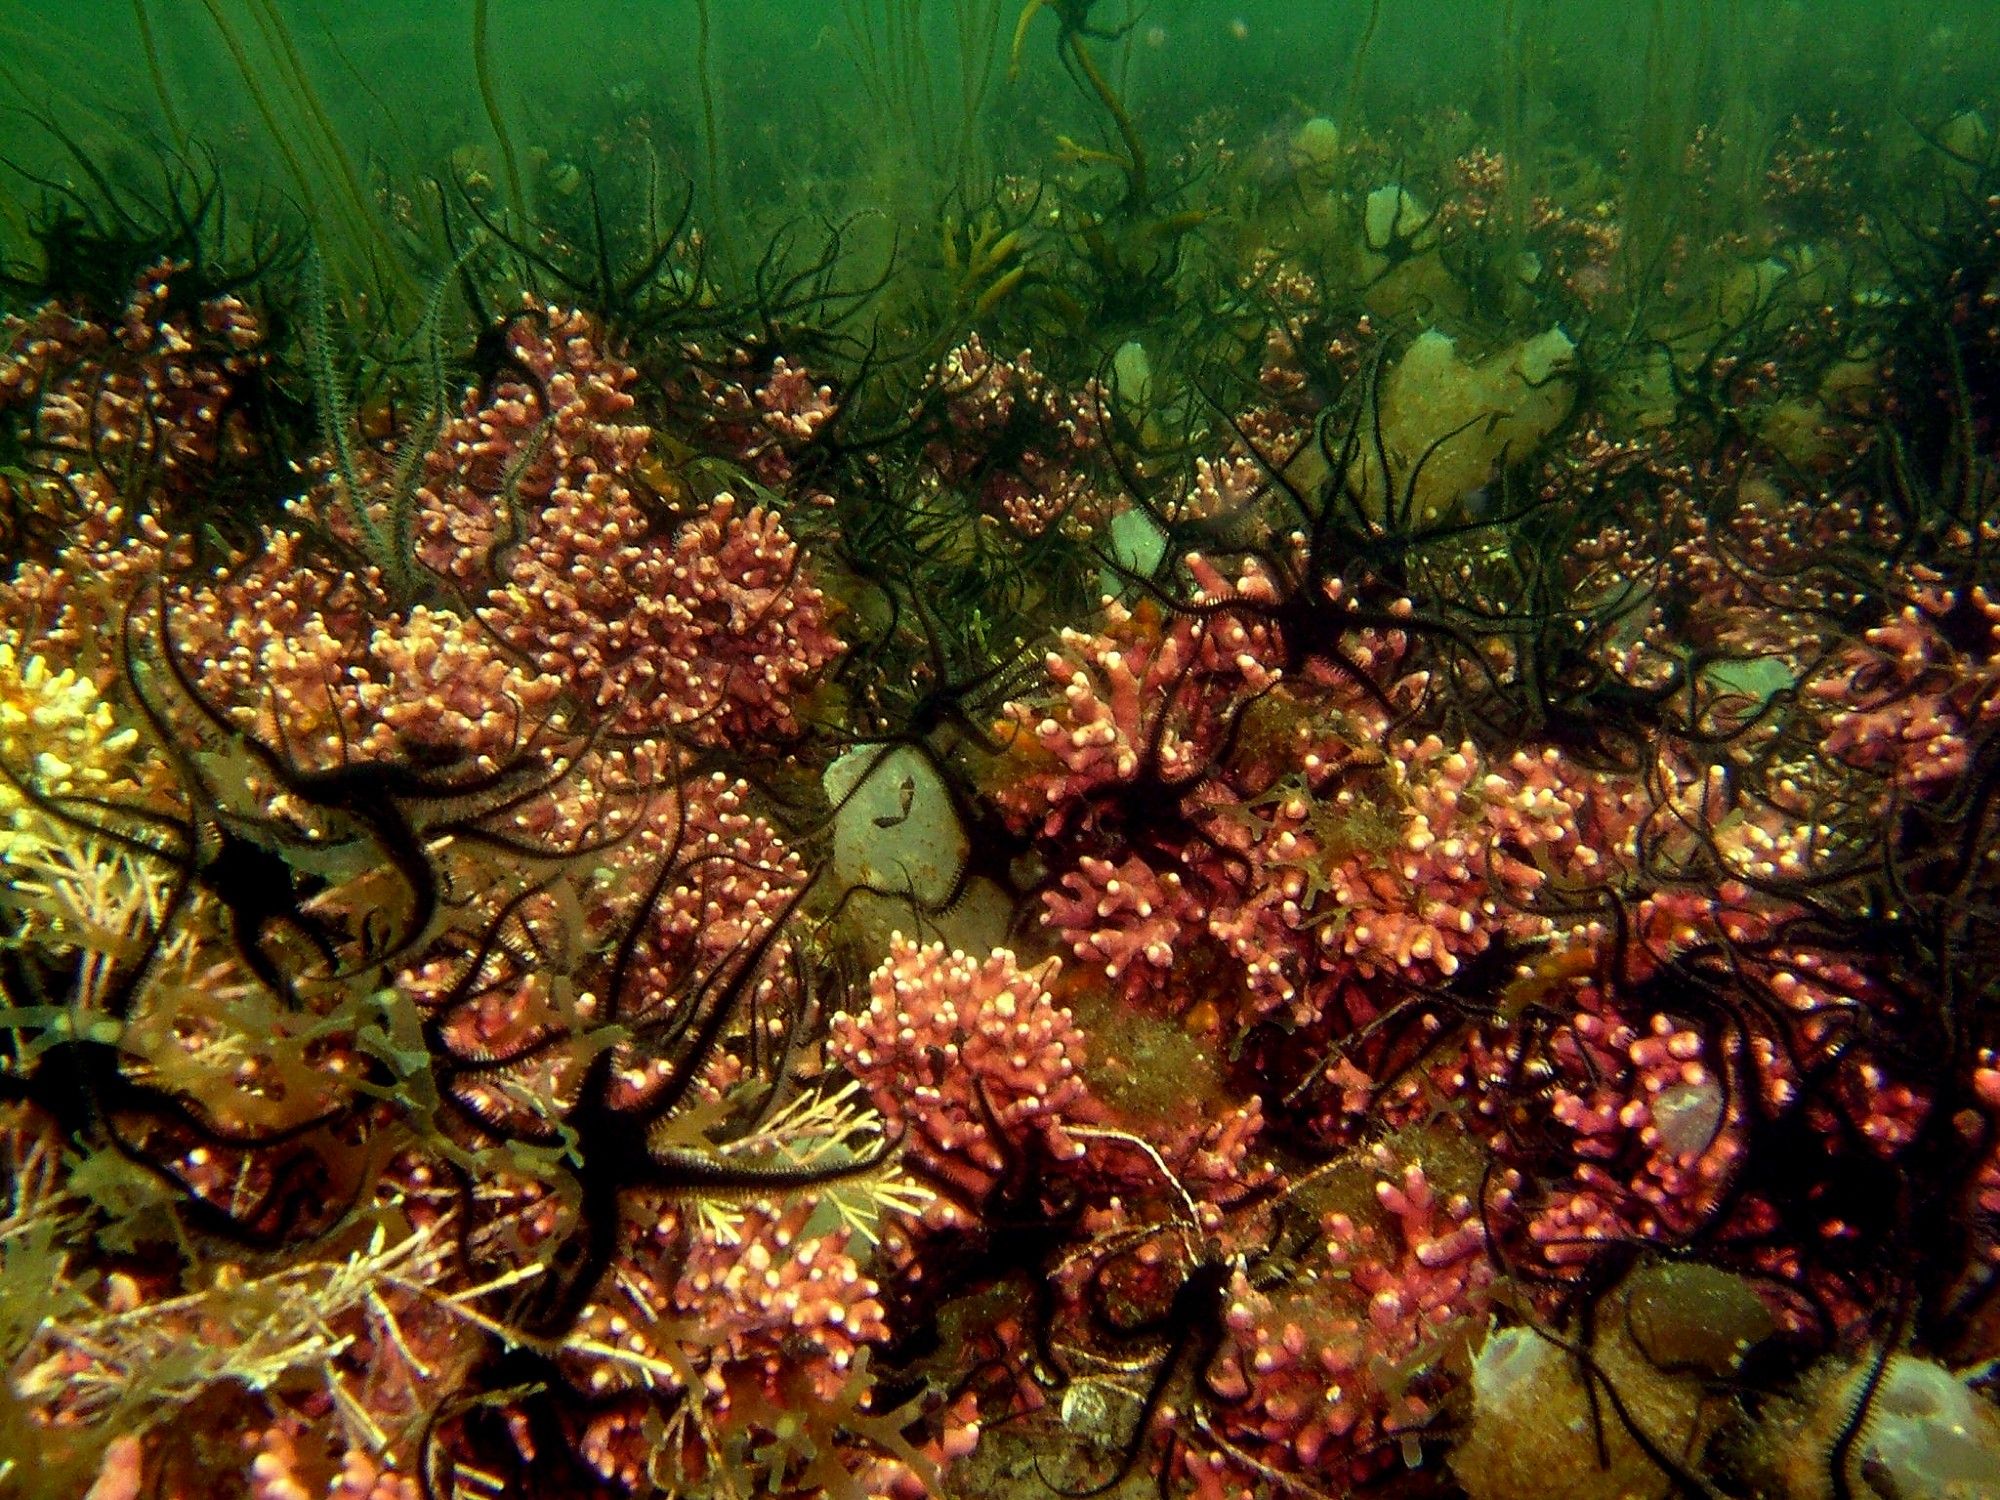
[4,0,1996,280]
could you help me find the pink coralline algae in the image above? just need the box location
[174,534,565,772]
[824,934,1508,1493]
[0,265,268,656]
[1308,736,1583,983]
[1974,1057,2000,1264]
[833,937,1092,1229]
[1197,1154,1495,1495]
[0,270,895,1497]
[990,566,1291,1003]
[993,567,1581,1035]
[1810,583,2000,795]
[0,259,263,510]
[562,1202,891,1489]
[247,1430,420,1500]
[396,768,808,1096]
[999,562,1287,823]
[680,349,840,487]
[415,302,840,742]
[926,335,1107,537]
[1524,1012,1750,1269]
[1041,849,1210,998]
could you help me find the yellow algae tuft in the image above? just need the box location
[0,639,150,863]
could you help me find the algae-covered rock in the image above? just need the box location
[1450,1322,1697,1500]
[1342,326,1578,525]
[1449,1264,1769,1500]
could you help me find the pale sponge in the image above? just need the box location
[825,743,969,908]
[1747,1353,2000,1499]
[824,743,1009,959]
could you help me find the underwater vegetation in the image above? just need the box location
[3,0,2000,1497]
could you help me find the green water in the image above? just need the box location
[5,0,1996,301]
